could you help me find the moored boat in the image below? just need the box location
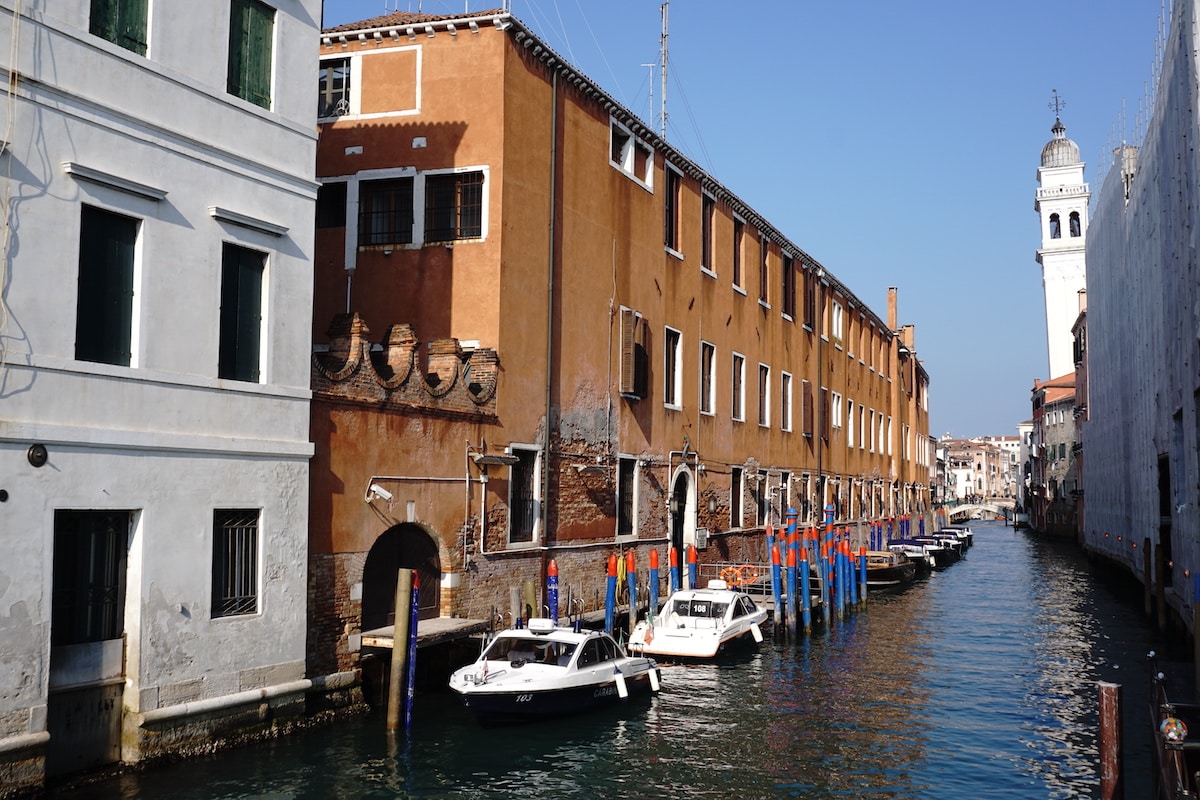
[887,540,935,574]
[628,579,768,660]
[448,618,660,724]
[940,526,974,547]
[865,550,917,587]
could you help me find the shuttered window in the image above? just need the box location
[619,307,648,398]
[801,379,814,437]
[218,244,265,382]
[90,0,148,55]
[228,0,274,109]
[76,205,137,367]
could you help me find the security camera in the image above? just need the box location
[369,484,393,502]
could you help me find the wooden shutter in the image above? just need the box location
[76,206,136,367]
[620,308,647,398]
[228,0,273,109]
[820,388,830,441]
[620,308,636,395]
[801,379,813,436]
[219,244,264,382]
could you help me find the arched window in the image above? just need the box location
[1049,213,1061,239]
[1069,211,1081,237]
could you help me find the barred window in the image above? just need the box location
[213,509,259,617]
[359,178,414,247]
[425,171,483,242]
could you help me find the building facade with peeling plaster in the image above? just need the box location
[0,1,322,794]
[308,9,932,679]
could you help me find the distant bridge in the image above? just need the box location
[946,499,1015,523]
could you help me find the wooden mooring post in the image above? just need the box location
[1098,680,1123,800]
[386,568,414,733]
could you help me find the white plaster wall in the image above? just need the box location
[1084,0,1200,601]
[0,0,319,748]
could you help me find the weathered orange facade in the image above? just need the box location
[309,9,931,676]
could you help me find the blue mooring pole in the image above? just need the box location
[547,559,559,624]
[403,572,420,730]
[858,547,868,608]
[785,548,798,640]
[669,546,680,596]
[649,549,660,621]
[604,555,617,635]
[771,545,783,631]
[800,547,812,634]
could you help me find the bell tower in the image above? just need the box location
[1034,91,1089,378]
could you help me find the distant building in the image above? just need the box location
[308,9,932,679]
[1030,375,1078,536]
[940,436,1009,501]
[0,2,320,792]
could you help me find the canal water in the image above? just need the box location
[54,522,1187,799]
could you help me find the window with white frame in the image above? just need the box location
[318,56,351,118]
[831,301,844,345]
[213,509,259,617]
[701,194,715,274]
[610,119,653,188]
[732,218,744,290]
[508,447,541,544]
[732,353,745,422]
[425,171,484,242]
[700,341,716,415]
[664,167,681,253]
[356,168,488,249]
[664,326,682,408]
[617,456,637,538]
[868,409,876,453]
[859,404,866,449]
[758,363,770,426]
[846,399,855,447]
[781,372,792,432]
[887,416,893,456]
[831,391,843,429]
[730,467,743,528]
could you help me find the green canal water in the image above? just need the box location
[53,522,1182,799]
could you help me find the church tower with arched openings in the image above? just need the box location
[1034,100,1089,378]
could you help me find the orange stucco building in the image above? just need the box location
[308,9,931,676]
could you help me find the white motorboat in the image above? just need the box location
[941,525,974,546]
[627,579,768,660]
[448,618,660,724]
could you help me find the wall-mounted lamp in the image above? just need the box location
[707,496,717,514]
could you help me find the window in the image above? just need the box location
[610,120,653,186]
[885,415,892,455]
[1049,212,1061,239]
[804,270,817,329]
[732,218,744,289]
[859,405,866,449]
[316,182,347,228]
[820,388,830,440]
[90,0,147,55]
[76,205,137,367]
[359,178,414,246]
[831,391,842,430]
[1069,211,1081,237]
[700,341,716,415]
[318,57,351,118]
[53,511,129,644]
[782,254,795,319]
[701,195,715,273]
[758,235,769,304]
[731,353,745,421]
[664,327,682,408]
[731,467,743,528]
[508,448,540,544]
[219,243,265,383]
[758,364,770,426]
[847,399,855,447]
[664,168,681,252]
[868,409,876,452]
[617,457,637,537]
[213,509,259,617]
[781,372,792,432]
[228,0,275,109]
[802,379,814,437]
[831,301,844,344]
[426,171,484,242]
[619,307,649,398]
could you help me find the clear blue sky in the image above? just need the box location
[321,0,1165,439]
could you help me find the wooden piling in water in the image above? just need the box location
[1098,680,1123,800]
[386,568,414,732]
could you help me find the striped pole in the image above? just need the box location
[626,551,637,637]
[800,545,812,634]
[604,555,617,635]
[546,559,559,624]
[687,544,698,590]
[669,545,680,596]
[785,547,798,640]
[648,548,660,620]
[771,544,783,629]
[858,546,868,608]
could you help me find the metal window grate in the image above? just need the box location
[213,509,258,617]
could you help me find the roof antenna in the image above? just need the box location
[659,2,668,138]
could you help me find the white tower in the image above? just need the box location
[1034,108,1089,378]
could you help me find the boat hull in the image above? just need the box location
[454,670,656,725]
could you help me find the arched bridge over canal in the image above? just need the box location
[947,499,1015,523]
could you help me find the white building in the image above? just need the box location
[1084,1,1200,624]
[1034,113,1090,378]
[0,2,319,791]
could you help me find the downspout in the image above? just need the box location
[541,69,559,558]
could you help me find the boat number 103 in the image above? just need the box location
[515,694,534,703]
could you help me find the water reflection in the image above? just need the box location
[56,523,1170,800]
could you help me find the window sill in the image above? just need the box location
[701,266,718,279]
[758,300,771,311]
[781,312,794,323]
[665,246,684,261]
[733,285,747,296]
[664,402,682,412]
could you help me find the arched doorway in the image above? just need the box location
[362,523,441,630]
[669,468,693,586]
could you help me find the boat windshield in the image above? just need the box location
[673,599,729,619]
[482,636,577,666]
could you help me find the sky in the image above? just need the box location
[320,0,1168,439]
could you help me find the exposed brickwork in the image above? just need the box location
[307,552,365,677]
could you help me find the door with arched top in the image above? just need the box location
[362,523,441,630]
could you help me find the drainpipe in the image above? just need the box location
[541,70,559,583]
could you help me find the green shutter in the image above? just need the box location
[219,244,263,382]
[90,0,147,56]
[228,0,274,109]
[76,206,135,367]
